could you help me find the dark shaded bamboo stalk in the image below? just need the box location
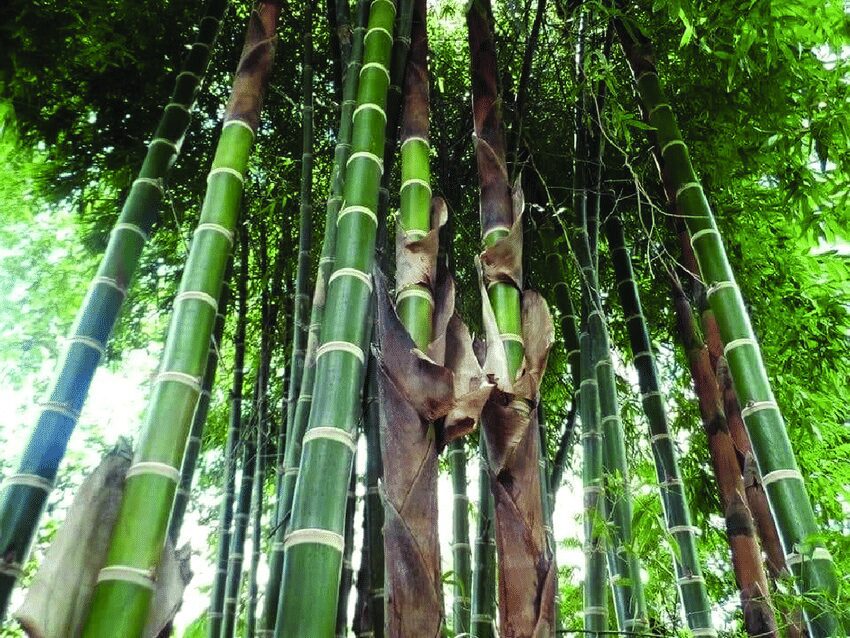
[352,488,373,638]
[81,3,281,633]
[616,18,840,636]
[262,2,368,631]
[448,440,472,635]
[0,0,228,615]
[470,437,496,638]
[275,0,397,632]
[209,231,250,638]
[670,274,778,637]
[335,456,358,638]
[364,366,385,637]
[603,213,714,634]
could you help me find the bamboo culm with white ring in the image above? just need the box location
[615,17,842,636]
[274,0,397,633]
[0,0,228,616]
[262,0,368,630]
[604,213,715,634]
[80,3,281,634]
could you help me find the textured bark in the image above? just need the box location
[670,276,778,637]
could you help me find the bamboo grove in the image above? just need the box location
[0,0,848,636]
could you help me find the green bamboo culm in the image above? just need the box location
[335,457,358,638]
[262,0,369,630]
[0,0,228,615]
[274,0,397,634]
[208,233,249,638]
[80,3,281,634]
[615,17,842,637]
[168,264,231,543]
[363,365,385,636]
[448,440,472,634]
[278,0,315,525]
[470,437,497,638]
[604,214,715,634]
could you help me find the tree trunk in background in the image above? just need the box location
[670,274,778,637]
[262,1,367,630]
[604,213,714,634]
[209,231,250,638]
[468,0,555,634]
[274,0,397,632]
[0,0,228,616]
[81,3,281,628]
[616,18,841,635]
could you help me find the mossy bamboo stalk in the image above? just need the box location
[168,266,231,542]
[274,0,397,633]
[208,232,250,638]
[448,440,472,634]
[261,1,368,630]
[0,0,228,614]
[616,18,841,636]
[604,213,714,634]
[470,437,496,638]
[363,366,385,637]
[80,4,280,634]
[670,274,778,636]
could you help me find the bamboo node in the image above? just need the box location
[283,527,345,553]
[661,139,687,155]
[723,337,757,357]
[329,267,374,292]
[155,371,203,392]
[176,70,202,82]
[650,433,671,443]
[113,222,149,242]
[194,222,235,246]
[97,565,155,590]
[648,102,672,117]
[94,276,128,297]
[691,629,718,637]
[400,177,432,194]
[668,525,700,535]
[67,335,106,356]
[133,177,164,193]
[149,137,179,153]
[126,461,181,483]
[338,204,379,228]
[359,62,391,82]
[674,181,702,199]
[689,227,720,246]
[740,400,779,419]
[364,26,393,43]
[401,136,429,150]
[191,41,211,50]
[207,166,244,183]
[677,575,705,585]
[482,225,511,244]
[353,102,387,123]
[346,150,384,174]
[396,286,434,308]
[223,118,256,138]
[761,469,803,487]
[175,290,218,311]
[499,332,524,346]
[302,426,357,453]
[370,0,397,14]
[641,390,663,401]
[41,401,80,421]
[705,280,737,298]
[1,473,54,493]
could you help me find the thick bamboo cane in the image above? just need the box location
[274,0,397,633]
[80,4,281,634]
[0,0,228,615]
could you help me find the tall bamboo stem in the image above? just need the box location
[449,440,472,634]
[616,18,841,636]
[470,437,496,638]
[274,0,397,633]
[81,4,281,633]
[0,0,228,614]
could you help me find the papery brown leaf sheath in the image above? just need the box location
[224,1,281,129]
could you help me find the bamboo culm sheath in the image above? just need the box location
[262,0,368,631]
[81,3,281,634]
[274,0,397,634]
[604,214,715,634]
[615,18,842,637]
[0,0,227,616]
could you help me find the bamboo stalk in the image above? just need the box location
[448,440,472,634]
[208,233,250,638]
[81,4,281,634]
[261,1,369,631]
[616,18,841,636]
[274,0,397,633]
[603,213,714,634]
[0,0,228,614]
[470,437,497,638]
[335,459,358,638]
